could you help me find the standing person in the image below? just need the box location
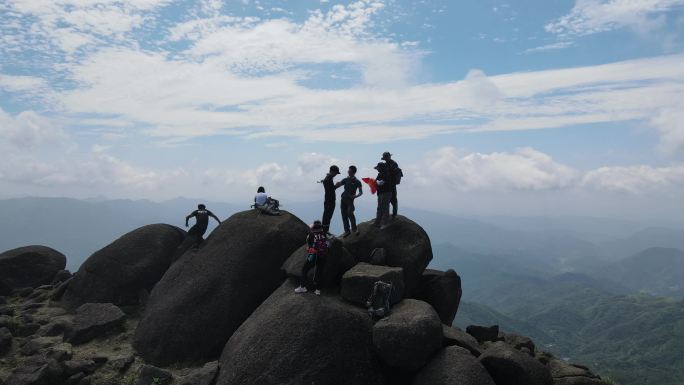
[320,165,341,235]
[374,162,393,229]
[335,165,363,237]
[382,152,402,218]
[185,204,221,249]
[295,220,329,296]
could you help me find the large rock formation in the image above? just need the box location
[372,299,443,370]
[340,216,433,294]
[216,281,384,385]
[412,269,462,324]
[62,224,186,309]
[341,263,405,305]
[134,210,308,365]
[479,341,553,385]
[0,246,66,295]
[413,346,496,385]
[281,237,355,288]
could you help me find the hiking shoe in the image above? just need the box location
[354,229,360,236]
[342,231,351,238]
[314,289,321,296]
[294,286,308,294]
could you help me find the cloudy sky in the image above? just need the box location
[1,0,683,220]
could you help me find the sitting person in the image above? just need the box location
[254,186,280,215]
[295,220,329,296]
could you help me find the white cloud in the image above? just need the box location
[0,108,67,149]
[582,164,684,193]
[522,41,574,54]
[416,147,579,192]
[546,0,684,37]
[651,104,684,154]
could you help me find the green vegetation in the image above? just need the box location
[456,277,684,385]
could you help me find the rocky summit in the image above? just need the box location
[0,210,607,385]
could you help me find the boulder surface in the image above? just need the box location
[412,269,462,324]
[134,210,308,365]
[340,215,433,293]
[372,299,443,370]
[0,246,66,295]
[341,263,404,305]
[65,303,126,345]
[281,237,356,288]
[413,346,496,385]
[216,280,384,385]
[62,224,185,308]
[479,341,553,385]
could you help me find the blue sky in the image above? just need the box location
[1,0,684,220]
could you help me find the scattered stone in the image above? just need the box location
[63,360,97,376]
[39,320,72,337]
[5,358,64,385]
[178,361,218,385]
[372,299,443,370]
[22,303,43,311]
[340,215,433,293]
[217,281,384,385]
[10,288,33,298]
[501,332,536,355]
[413,346,496,385]
[0,307,13,316]
[51,278,72,302]
[65,303,126,345]
[549,360,602,385]
[35,285,53,291]
[62,224,186,309]
[135,210,308,365]
[466,325,501,344]
[65,372,86,385]
[442,325,482,357]
[87,354,108,366]
[412,269,462,325]
[282,237,356,288]
[134,365,172,385]
[19,338,53,356]
[341,263,405,305]
[479,341,553,385]
[51,270,72,286]
[369,248,387,265]
[0,246,66,296]
[15,323,41,338]
[0,327,12,356]
[46,343,73,362]
[109,354,135,372]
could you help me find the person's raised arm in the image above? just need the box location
[185,211,196,227]
[209,211,222,224]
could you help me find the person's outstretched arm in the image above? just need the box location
[209,211,221,224]
[185,211,197,227]
[334,180,344,189]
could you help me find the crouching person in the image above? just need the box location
[295,220,329,296]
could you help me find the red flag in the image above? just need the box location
[362,177,378,194]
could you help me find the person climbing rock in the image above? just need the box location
[185,204,221,249]
[382,152,402,218]
[374,162,393,229]
[295,220,329,296]
[335,165,363,237]
[320,165,341,234]
[254,186,280,215]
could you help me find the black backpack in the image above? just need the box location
[366,281,393,318]
[394,167,403,185]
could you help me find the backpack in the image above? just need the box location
[394,167,403,185]
[366,281,393,318]
[312,232,329,256]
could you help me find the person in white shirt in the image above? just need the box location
[254,186,280,215]
[255,186,269,206]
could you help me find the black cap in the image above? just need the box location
[382,152,392,160]
[312,220,323,229]
[330,165,341,175]
[198,204,206,209]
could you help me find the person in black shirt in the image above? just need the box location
[382,152,401,217]
[374,162,393,229]
[185,204,221,249]
[319,165,340,234]
[335,165,363,237]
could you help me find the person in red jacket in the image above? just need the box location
[295,220,329,296]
